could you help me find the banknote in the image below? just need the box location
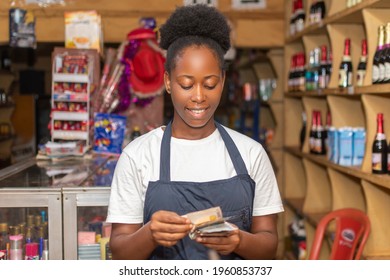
[184,207,237,239]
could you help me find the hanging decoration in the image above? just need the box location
[97,18,166,114]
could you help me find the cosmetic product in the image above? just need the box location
[38,226,44,259]
[338,127,353,166]
[9,234,23,260]
[41,239,49,260]
[25,242,39,260]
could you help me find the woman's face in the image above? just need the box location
[165,45,225,139]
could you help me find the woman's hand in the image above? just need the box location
[195,223,241,255]
[149,210,193,247]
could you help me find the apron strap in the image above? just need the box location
[159,121,249,181]
[215,122,248,176]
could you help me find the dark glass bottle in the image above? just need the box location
[372,25,385,84]
[300,112,306,150]
[288,55,296,91]
[310,0,326,24]
[297,53,306,91]
[309,110,317,153]
[326,48,332,84]
[379,23,390,84]
[295,0,305,33]
[356,39,367,87]
[324,110,331,155]
[383,23,390,83]
[290,0,297,35]
[318,45,328,89]
[306,50,315,91]
[338,38,353,88]
[372,113,388,174]
[314,111,326,155]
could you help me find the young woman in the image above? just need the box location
[106,4,284,260]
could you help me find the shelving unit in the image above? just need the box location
[235,49,286,258]
[50,48,99,153]
[283,0,390,260]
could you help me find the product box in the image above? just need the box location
[327,127,337,163]
[352,127,366,166]
[65,11,103,53]
[93,113,127,155]
[338,127,353,166]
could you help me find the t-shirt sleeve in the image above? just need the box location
[106,150,144,224]
[250,146,284,216]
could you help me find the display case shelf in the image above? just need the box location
[286,0,390,44]
[52,111,89,121]
[52,130,89,141]
[52,73,90,83]
[285,146,390,190]
[52,93,89,102]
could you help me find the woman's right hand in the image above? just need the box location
[149,210,193,247]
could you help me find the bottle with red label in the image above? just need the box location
[372,113,388,174]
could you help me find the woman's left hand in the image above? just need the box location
[194,223,241,256]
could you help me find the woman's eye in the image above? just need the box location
[205,85,216,90]
[181,85,193,90]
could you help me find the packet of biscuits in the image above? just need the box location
[184,207,237,240]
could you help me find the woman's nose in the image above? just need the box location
[191,84,205,103]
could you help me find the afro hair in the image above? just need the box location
[159,4,231,53]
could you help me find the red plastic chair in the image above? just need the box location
[309,208,371,260]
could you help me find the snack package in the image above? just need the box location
[93,113,127,154]
[184,206,238,240]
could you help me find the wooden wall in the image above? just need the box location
[0,0,284,47]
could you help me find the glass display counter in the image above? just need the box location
[62,155,117,260]
[0,158,63,259]
[0,154,118,260]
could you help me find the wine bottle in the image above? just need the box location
[383,23,390,83]
[318,45,328,89]
[309,110,317,153]
[372,25,385,84]
[306,50,315,91]
[312,47,321,90]
[309,0,317,24]
[356,39,367,87]
[379,23,390,84]
[325,110,331,155]
[326,48,332,83]
[315,1,326,22]
[300,112,307,150]
[288,55,296,91]
[295,0,305,33]
[372,113,388,174]
[314,111,326,155]
[297,53,306,91]
[339,38,353,88]
[290,0,297,35]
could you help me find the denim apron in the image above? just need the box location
[143,122,255,259]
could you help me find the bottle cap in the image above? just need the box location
[9,225,20,235]
[0,223,8,232]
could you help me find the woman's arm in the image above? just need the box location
[110,211,193,260]
[234,214,279,259]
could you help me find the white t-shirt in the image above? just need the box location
[106,125,284,224]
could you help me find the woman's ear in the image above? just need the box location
[164,71,171,94]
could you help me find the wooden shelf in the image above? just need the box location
[285,146,390,190]
[285,0,390,44]
[0,135,15,143]
[284,197,327,227]
[286,85,390,97]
